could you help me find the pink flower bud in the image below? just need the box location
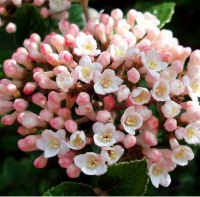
[13,98,28,112]
[1,111,18,125]
[65,119,78,133]
[58,19,70,36]
[18,139,37,152]
[66,163,81,178]
[50,117,65,129]
[17,126,37,136]
[143,131,158,146]
[127,9,137,26]
[47,100,61,112]
[39,110,54,122]
[40,44,53,57]
[65,34,76,48]
[145,27,160,41]
[132,25,146,40]
[3,59,26,79]
[57,107,72,120]
[142,148,162,162]
[12,0,22,7]
[76,92,90,106]
[34,154,48,168]
[40,7,49,18]
[32,93,47,108]
[103,95,115,111]
[6,22,17,33]
[58,50,77,68]
[164,118,177,132]
[6,84,20,97]
[23,82,37,95]
[169,60,183,74]
[127,68,140,83]
[59,157,73,168]
[111,8,123,23]
[97,51,110,68]
[51,11,69,21]
[50,34,65,52]
[12,51,33,70]
[24,135,40,147]
[94,23,107,44]
[96,110,111,123]
[67,24,79,37]
[47,53,60,66]
[48,91,66,103]
[0,100,13,115]
[187,50,200,68]
[143,115,159,130]
[33,0,44,7]
[123,134,137,148]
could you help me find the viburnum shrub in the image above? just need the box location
[0,0,200,195]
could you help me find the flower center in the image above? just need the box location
[84,44,93,51]
[174,148,185,159]
[101,77,112,88]
[115,48,124,57]
[72,134,84,146]
[125,117,136,126]
[155,84,166,96]
[100,132,112,142]
[87,157,99,169]
[148,60,158,69]
[152,165,163,176]
[82,67,91,79]
[186,128,195,139]
[134,91,147,103]
[49,138,60,149]
[190,82,200,93]
[108,150,116,160]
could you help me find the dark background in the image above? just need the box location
[1,0,200,195]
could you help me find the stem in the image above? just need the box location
[75,116,90,125]
[80,0,90,22]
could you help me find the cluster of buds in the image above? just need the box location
[0,0,71,33]
[1,6,200,188]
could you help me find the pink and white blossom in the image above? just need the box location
[36,129,70,158]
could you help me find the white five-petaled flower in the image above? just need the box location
[148,160,171,188]
[73,33,101,56]
[183,122,200,144]
[67,130,86,150]
[102,145,124,165]
[36,129,70,158]
[93,69,123,95]
[74,151,108,175]
[75,55,102,83]
[142,50,168,78]
[92,122,125,147]
[136,11,160,29]
[121,106,143,135]
[56,69,78,92]
[151,79,170,101]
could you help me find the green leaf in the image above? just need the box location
[13,5,48,45]
[148,2,176,29]
[97,160,149,196]
[43,181,96,196]
[67,3,85,29]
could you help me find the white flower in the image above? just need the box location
[171,145,194,166]
[183,122,200,144]
[149,162,171,188]
[74,33,101,56]
[142,50,168,78]
[74,151,108,175]
[67,130,86,150]
[102,145,124,165]
[75,55,102,83]
[121,106,143,135]
[56,70,78,92]
[36,129,70,158]
[49,0,70,13]
[130,87,151,105]
[151,79,170,101]
[93,69,123,95]
[110,39,128,62]
[161,100,182,119]
[169,79,185,96]
[92,122,125,147]
[136,12,160,29]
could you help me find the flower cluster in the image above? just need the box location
[1,6,200,188]
[0,0,71,33]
